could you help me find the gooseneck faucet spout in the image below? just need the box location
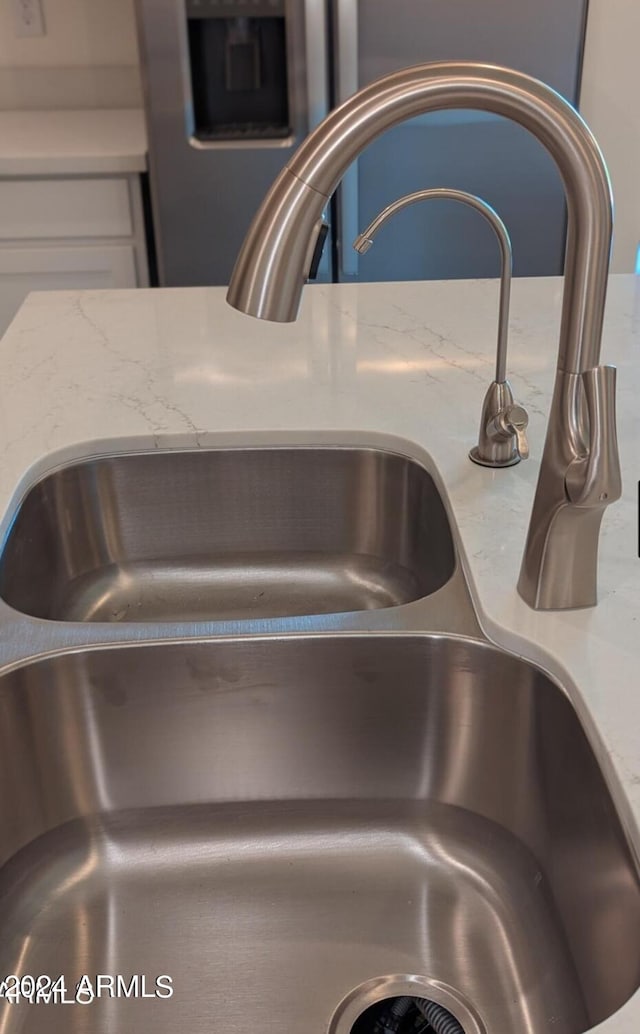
[226,61,621,610]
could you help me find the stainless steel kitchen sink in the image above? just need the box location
[0,634,638,1033]
[0,447,455,622]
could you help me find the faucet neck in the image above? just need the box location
[227,61,612,376]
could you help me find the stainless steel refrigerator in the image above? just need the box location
[136,0,588,286]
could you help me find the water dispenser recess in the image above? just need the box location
[186,0,290,142]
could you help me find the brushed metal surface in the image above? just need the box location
[226,62,611,361]
[0,447,455,623]
[226,61,622,610]
[135,0,313,286]
[0,634,638,1033]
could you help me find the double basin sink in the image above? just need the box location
[0,444,637,1033]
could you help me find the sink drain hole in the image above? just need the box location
[351,995,466,1034]
[416,999,465,1034]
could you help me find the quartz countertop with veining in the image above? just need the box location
[1,276,639,1032]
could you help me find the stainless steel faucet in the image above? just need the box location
[227,61,621,610]
[353,187,529,468]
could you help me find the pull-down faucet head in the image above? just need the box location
[226,61,621,610]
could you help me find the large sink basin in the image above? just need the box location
[0,634,638,1032]
[0,447,455,622]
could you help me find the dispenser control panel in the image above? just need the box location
[186,0,291,141]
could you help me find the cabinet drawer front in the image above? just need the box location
[0,244,137,337]
[0,178,133,240]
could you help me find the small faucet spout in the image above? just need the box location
[226,61,620,610]
[353,187,530,468]
[353,187,513,384]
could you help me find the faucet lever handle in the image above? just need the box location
[489,402,529,460]
[504,404,529,460]
[565,365,622,508]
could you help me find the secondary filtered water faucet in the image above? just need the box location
[227,61,621,610]
[353,187,529,468]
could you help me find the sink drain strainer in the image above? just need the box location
[328,976,486,1034]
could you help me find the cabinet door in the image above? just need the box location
[0,179,133,241]
[0,244,137,337]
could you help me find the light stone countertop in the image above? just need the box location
[0,108,147,176]
[0,275,639,1032]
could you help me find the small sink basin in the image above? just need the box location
[0,634,638,1033]
[0,447,455,622]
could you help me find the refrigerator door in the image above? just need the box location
[136,0,329,286]
[333,0,588,282]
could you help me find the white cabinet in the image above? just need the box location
[0,175,148,336]
[0,178,134,240]
[0,244,137,330]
